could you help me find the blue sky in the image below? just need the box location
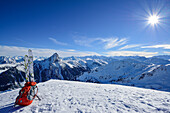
[0,0,170,57]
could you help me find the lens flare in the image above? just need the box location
[148,15,160,25]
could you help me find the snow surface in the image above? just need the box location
[77,57,170,92]
[0,64,17,74]
[0,64,17,68]
[0,80,170,113]
[0,69,8,74]
[0,63,24,74]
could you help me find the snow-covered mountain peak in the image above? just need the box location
[0,56,17,64]
[49,53,60,63]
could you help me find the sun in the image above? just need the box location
[148,15,160,25]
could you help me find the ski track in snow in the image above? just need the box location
[0,80,170,113]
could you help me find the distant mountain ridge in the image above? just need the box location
[0,54,170,92]
[0,56,47,64]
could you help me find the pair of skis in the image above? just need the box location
[24,49,34,82]
[13,49,40,108]
[24,49,41,101]
[14,49,41,107]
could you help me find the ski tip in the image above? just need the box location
[28,49,32,52]
[28,49,33,56]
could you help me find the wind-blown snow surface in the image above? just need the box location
[0,80,170,113]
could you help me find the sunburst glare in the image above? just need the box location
[148,15,160,26]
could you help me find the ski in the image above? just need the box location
[24,55,29,82]
[28,49,34,82]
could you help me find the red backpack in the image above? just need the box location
[14,82,40,106]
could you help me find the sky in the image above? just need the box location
[0,0,170,57]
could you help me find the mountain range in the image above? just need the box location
[0,54,170,92]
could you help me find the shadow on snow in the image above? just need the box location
[0,103,25,113]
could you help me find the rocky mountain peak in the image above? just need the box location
[49,53,60,63]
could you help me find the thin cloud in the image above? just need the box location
[163,51,170,55]
[141,44,170,49]
[74,39,92,47]
[74,36,99,47]
[49,37,68,46]
[0,45,100,57]
[104,51,158,58]
[66,49,76,52]
[119,44,141,50]
[58,51,101,57]
[74,36,128,50]
[100,38,128,49]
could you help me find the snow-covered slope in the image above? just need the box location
[0,80,170,113]
[63,56,108,71]
[0,63,25,91]
[78,58,170,91]
[78,59,148,83]
[133,64,170,90]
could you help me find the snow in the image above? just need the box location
[133,64,170,91]
[78,60,149,83]
[77,58,170,91]
[0,64,17,68]
[0,64,18,74]
[166,64,170,66]
[0,69,8,74]
[0,80,170,113]
[63,61,74,68]
[16,66,25,72]
[0,63,24,75]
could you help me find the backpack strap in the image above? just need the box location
[33,86,41,101]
